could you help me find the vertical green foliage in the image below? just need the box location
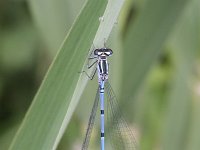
[121,0,189,112]
[162,0,200,149]
[28,0,85,54]
[9,0,107,149]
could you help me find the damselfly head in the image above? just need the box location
[94,48,113,57]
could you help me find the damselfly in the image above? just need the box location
[81,48,137,150]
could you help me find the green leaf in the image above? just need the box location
[0,123,19,150]
[121,0,189,111]
[9,0,126,149]
[9,0,107,149]
[28,0,85,54]
[161,0,200,149]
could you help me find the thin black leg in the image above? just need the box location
[82,68,97,80]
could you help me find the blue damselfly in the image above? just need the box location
[81,48,137,150]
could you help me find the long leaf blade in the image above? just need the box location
[9,0,107,149]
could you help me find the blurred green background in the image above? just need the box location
[0,0,200,150]
[0,0,83,149]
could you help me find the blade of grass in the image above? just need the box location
[162,0,200,149]
[9,0,107,149]
[120,0,189,112]
[9,0,126,149]
[28,0,84,54]
[0,123,20,150]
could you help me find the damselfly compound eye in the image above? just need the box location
[94,49,99,55]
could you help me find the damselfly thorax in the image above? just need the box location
[93,48,113,82]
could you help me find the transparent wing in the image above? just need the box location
[105,82,138,150]
[81,88,99,150]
